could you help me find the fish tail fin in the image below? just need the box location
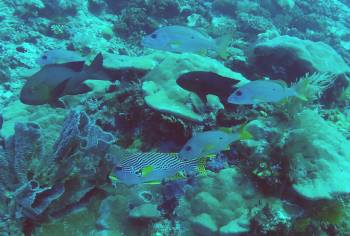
[215,34,232,59]
[219,124,253,140]
[196,156,209,176]
[290,81,309,102]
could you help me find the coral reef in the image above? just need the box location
[252,35,350,82]
[1,0,350,235]
[142,52,248,122]
[0,110,115,234]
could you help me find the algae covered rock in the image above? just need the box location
[286,109,350,200]
[129,203,161,220]
[252,35,350,81]
[177,167,257,234]
[219,214,250,236]
[103,52,248,122]
[191,213,218,236]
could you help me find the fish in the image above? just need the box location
[176,71,239,104]
[141,25,231,58]
[36,49,85,66]
[227,80,306,105]
[109,152,207,186]
[179,126,252,161]
[20,53,110,108]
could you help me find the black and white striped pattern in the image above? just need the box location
[119,152,199,174]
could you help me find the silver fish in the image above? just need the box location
[227,80,302,105]
[142,25,230,58]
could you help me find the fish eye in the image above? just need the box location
[219,137,223,140]
[135,169,143,177]
[185,146,192,151]
[151,34,157,39]
[236,90,242,96]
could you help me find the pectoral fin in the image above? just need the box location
[52,77,70,98]
[49,99,66,109]
[68,83,92,95]
[145,181,162,185]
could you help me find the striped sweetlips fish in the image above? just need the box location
[109,152,207,186]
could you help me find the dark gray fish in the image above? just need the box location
[176,71,239,104]
[20,53,110,108]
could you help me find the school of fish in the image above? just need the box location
[17,25,310,186]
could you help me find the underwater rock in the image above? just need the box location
[95,195,128,233]
[219,214,250,236]
[212,0,236,16]
[191,213,218,236]
[176,167,260,235]
[141,52,248,122]
[103,52,164,72]
[251,200,293,234]
[252,35,350,82]
[275,0,295,10]
[128,203,161,220]
[286,109,350,200]
[0,100,68,139]
[237,13,274,34]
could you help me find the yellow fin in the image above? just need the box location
[108,175,118,182]
[145,181,162,185]
[295,94,308,102]
[108,175,119,187]
[141,165,154,177]
[239,124,253,140]
[196,156,208,176]
[205,154,217,158]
